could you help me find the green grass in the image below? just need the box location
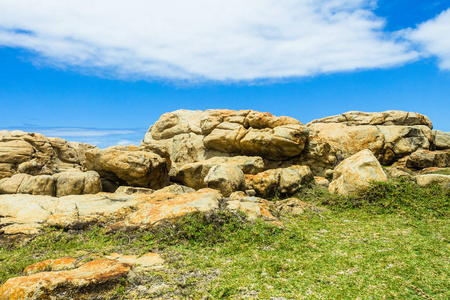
[1,179,449,299]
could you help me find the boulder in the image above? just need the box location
[0,130,96,179]
[329,149,388,195]
[85,145,170,189]
[308,111,434,165]
[405,149,450,169]
[415,174,450,189]
[433,130,450,150]
[204,164,245,197]
[0,171,101,197]
[23,257,78,275]
[247,165,314,198]
[387,166,415,178]
[141,110,309,173]
[0,259,131,300]
[268,198,318,215]
[225,192,280,224]
[152,184,195,195]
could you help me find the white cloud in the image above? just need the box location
[0,0,418,81]
[406,8,450,70]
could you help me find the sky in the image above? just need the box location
[0,0,449,148]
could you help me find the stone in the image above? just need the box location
[268,198,317,215]
[387,166,415,178]
[405,149,450,169]
[329,149,388,195]
[0,130,96,179]
[175,156,265,189]
[141,110,309,172]
[23,257,78,275]
[204,164,245,197]
[433,130,450,150]
[106,253,164,270]
[248,165,314,198]
[225,192,280,225]
[152,184,195,195]
[0,259,131,300]
[307,111,434,165]
[0,171,101,197]
[53,171,102,197]
[115,186,153,195]
[85,145,170,189]
[415,174,450,189]
[314,176,330,187]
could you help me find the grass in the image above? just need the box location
[1,179,449,299]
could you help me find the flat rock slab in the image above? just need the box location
[0,259,131,300]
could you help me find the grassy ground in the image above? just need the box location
[1,179,449,299]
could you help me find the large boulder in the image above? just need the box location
[247,165,314,198]
[415,174,450,189]
[433,130,450,150]
[85,145,170,189]
[0,130,96,179]
[141,110,309,173]
[174,156,265,189]
[329,149,388,195]
[204,164,245,197]
[308,111,434,165]
[0,171,101,197]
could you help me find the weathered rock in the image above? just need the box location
[433,130,450,150]
[314,176,330,187]
[308,111,434,165]
[226,192,280,224]
[204,164,245,197]
[152,184,195,195]
[387,166,415,178]
[0,259,131,300]
[85,145,170,189]
[268,198,318,215]
[106,253,164,270]
[415,174,450,189]
[174,156,265,189]
[405,149,450,169]
[141,110,309,173]
[247,165,314,198]
[329,149,388,195]
[0,130,96,179]
[0,171,101,197]
[115,186,153,195]
[23,257,78,275]
[418,167,450,175]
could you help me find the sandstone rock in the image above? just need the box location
[329,149,388,195]
[225,192,280,224]
[248,165,314,198]
[308,111,434,165]
[309,110,433,128]
[115,186,153,195]
[405,149,450,169]
[152,184,195,195]
[85,145,170,189]
[0,259,131,300]
[0,130,96,179]
[141,110,309,172]
[314,176,330,187]
[23,257,78,275]
[204,164,245,197]
[53,171,101,197]
[433,130,450,150]
[106,253,164,270]
[387,166,415,178]
[175,156,265,189]
[0,171,101,197]
[415,174,450,189]
[268,198,317,215]
[418,167,450,175]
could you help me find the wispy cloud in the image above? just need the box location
[5,126,147,148]
[405,8,450,70]
[0,0,420,82]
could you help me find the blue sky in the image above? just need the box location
[0,0,449,148]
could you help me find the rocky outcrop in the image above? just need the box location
[433,130,450,150]
[0,259,131,300]
[85,145,170,189]
[23,257,78,275]
[141,110,309,173]
[0,171,101,197]
[246,165,314,198]
[329,149,388,195]
[308,111,434,165]
[0,130,96,180]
